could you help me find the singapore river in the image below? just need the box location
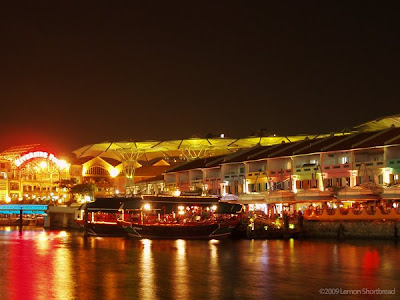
[0,227,399,300]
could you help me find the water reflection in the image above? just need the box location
[139,239,155,300]
[174,239,189,300]
[0,227,399,299]
[53,247,73,300]
[208,240,220,299]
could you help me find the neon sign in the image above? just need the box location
[14,151,69,169]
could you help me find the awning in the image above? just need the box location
[87,197,142,211]
[217,202,243,214]
[335,194,379,201]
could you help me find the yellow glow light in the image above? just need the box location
[40,161,48,169]
[58,159,68,169]
[58,231,68,237]
[178,206,184,211]
[143,204,151,211]
[211,205,217,211]
[110,168,119,178]
[178,211,185,215]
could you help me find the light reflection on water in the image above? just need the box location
[0,227,399,299]
[140,239,154,300]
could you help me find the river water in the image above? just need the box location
[0,226,398,300]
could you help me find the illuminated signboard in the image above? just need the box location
[14,151,68,169]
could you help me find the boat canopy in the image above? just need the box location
[87,197,142,211]
[264,190,296,204]
[217,202,243,214]
[294,188,335,203]
[381,185,400,200]
[336,186,380,202]
[237,193,266,204]
[142,195,219,204]
[120,195,242,214]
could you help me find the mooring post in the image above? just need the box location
[19,209,23,233]
[84,207,89,237]
[283,213,289,231]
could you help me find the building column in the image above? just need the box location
[350,170,358,187]
[220,183,226,196]
[62,213,68,228]
[292,175,298,193]
[317,173,324,191]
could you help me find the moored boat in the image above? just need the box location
[76,197,142,236]
[118,195,243,239]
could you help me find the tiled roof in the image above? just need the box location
[293,135,346,155]
[386,135,400,145]
[134,165,172,176]
[0,144,41,156]
[135,174,164,183]
[352,127,400,148]
[222,145,268,164]
[101,157,122,167]
[71,156,94,165]
[321,131,376,152]
[166,155,226,173]
[268,140,319,158]
[247,143,290,160]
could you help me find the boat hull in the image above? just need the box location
[121,222,235,239]
[81,222,128,237]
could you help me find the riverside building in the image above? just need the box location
[1,115,400,206]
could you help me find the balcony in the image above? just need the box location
[354,161,384,168]
[246,171,268,178]
[269,169,291,177]
[387,159,400,171]
[323,163,351,172]
[295,164,319,174]
[223,171,244,179]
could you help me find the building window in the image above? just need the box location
[86,166,109,176]
[248,184,254,192]
[227,185,231,194]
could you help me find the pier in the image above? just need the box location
[0,204,47,231]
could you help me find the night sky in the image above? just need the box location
[0,1,399,155]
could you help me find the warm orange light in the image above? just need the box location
[110,168,119,178]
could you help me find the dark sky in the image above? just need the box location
[0,1,399,155]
